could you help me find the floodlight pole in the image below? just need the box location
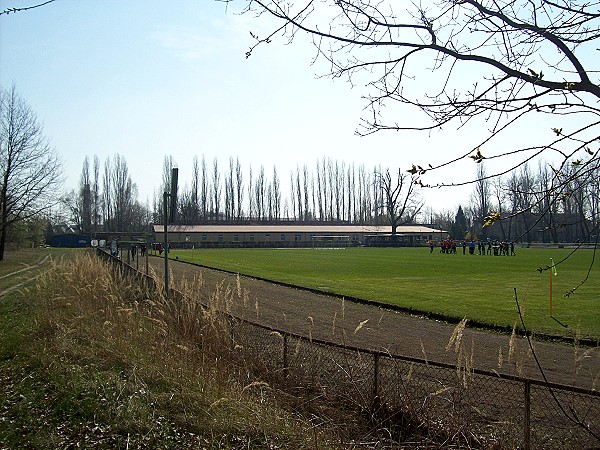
[163,167,178,300]
[163,191,169,299]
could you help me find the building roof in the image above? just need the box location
[153,224,443,234]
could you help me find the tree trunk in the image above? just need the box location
[0,223,6,261]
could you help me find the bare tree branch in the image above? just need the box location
[0,0,56,16]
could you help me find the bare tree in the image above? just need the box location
[211,158,221,220]
[152,155,176,224]
[372,164,385,224]
[244,0,599,238]
[61,189,82,233]
[178,184,196,225]
[512,164,537,243]
[315,158,325,220]
[178,157,203,225]
[332,160,342,221]
[503,171,521,242]
[294,166,303,220]
[0,86,62,260]
[62,158,93,235]
[266,180,274,220]
[247,166,255,220]
[437,208,455,231]
[327,158,336,221]
[100,154,149,232]
[535,162,560,243]
[102,158,112,229]
[235,157,244,221]
[191,155,200,223]
[110,154,135,232]
[357,164,371,224]
[584,160,600,237]
[564,162,595,241]
[200,155,208,220]
[272,165,281,220]
[224,161,233,221]
[374,168,423,235]
[302,164,310,220]
[92,155,101,235]
[161,155,176,194]
[470,164,492,240]
[79,157,92,235]
[289,170,297,220]
[224,156,237,221]
[347,163,356,222]
[491,178,509,241]
[255,165,266,220]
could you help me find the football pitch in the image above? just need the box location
[170,246,599,340]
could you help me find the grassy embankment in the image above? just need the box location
[0,249,357,449]
[171,246,600,340]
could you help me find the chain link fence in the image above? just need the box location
[229,314,599,448]
[99,249,600,449]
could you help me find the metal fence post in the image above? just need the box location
[145,240,149,275]
[282,333,289,378]
[94,249,600,448]
[524,379,531,450]
[373,354,379,408]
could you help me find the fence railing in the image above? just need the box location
[97,248,600,449]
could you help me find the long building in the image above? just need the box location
[152,224,445,248]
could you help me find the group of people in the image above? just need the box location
[436,239,458,253]
[430,239,516,256]
[109,242,148,259]
[130,243,147,260]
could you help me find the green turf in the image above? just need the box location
[169,246,600,340]
[0,248,61,293]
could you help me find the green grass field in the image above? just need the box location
[170,246,600,340]
[0,248,58,293]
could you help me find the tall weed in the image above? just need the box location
[19,251,344,449]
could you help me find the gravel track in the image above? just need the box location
[148,256,600,390]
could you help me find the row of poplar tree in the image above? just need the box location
[62,153,599,244]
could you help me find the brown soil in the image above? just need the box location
[147,256,600,390]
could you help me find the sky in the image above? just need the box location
[0,0,587,217]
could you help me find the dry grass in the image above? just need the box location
[446,318,475,387]
[7,250,592,448]
[1,251,362,449]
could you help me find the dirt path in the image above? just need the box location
[0,254,52,297]
[148,256,599,390]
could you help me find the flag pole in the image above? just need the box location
[549,259,553,317]
[549,257,556,317]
